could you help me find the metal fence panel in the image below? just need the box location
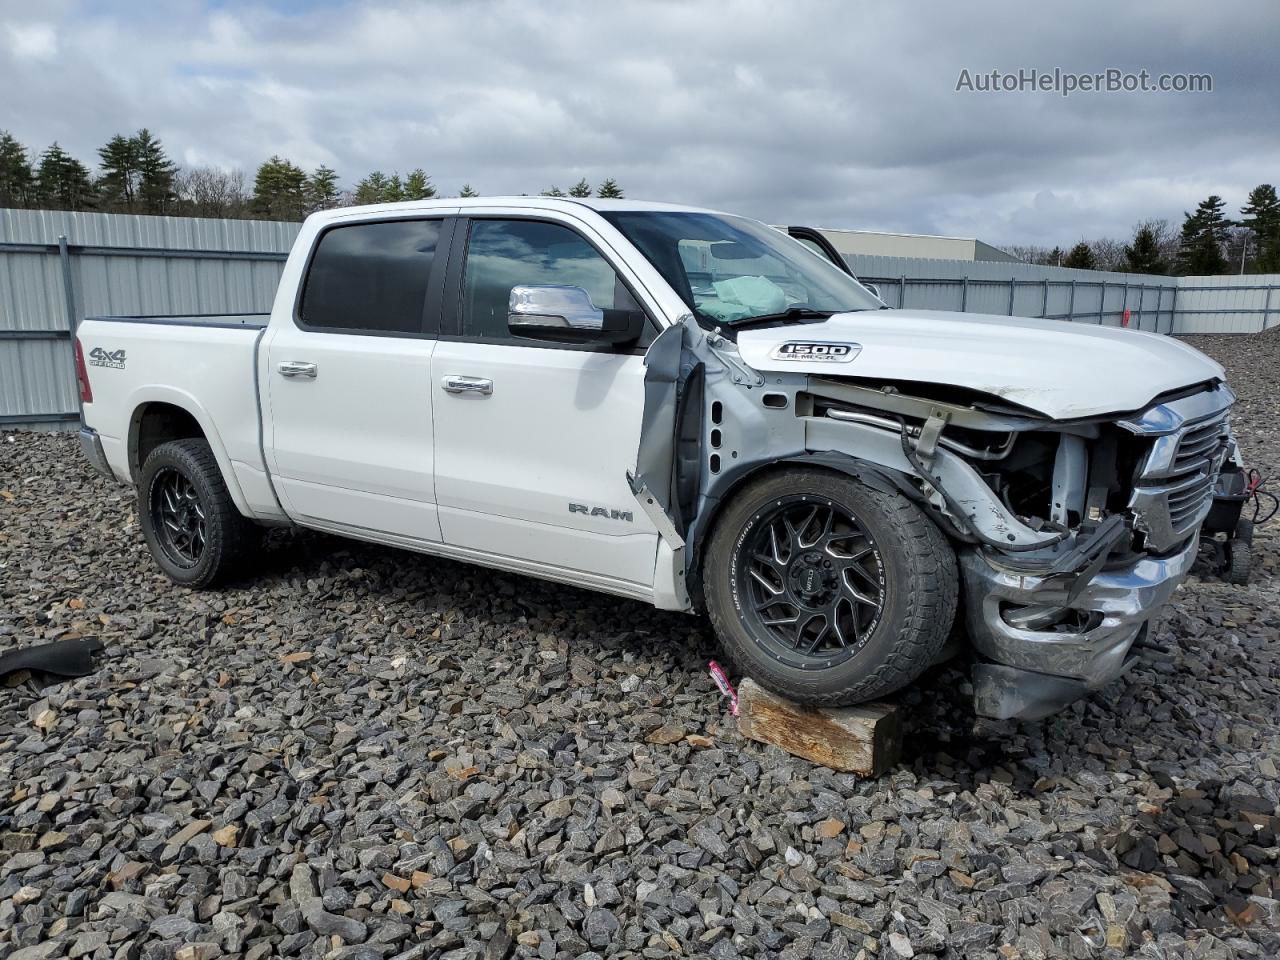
[1,250,67,332]
[0,339,78,424]
[0,208,299,252]
[1174,275,1279,334]
[1,208,296,429]
[844,253,1280,335]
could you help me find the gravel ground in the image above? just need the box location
[2,334,1278,960]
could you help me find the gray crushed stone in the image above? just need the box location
[1,334,1278,959]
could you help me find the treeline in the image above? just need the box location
[6,128,1277,277]
[0,129,625,221]
[1003,187,1280,275]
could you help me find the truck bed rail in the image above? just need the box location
[83,313,269,329]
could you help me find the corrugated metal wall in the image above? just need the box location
[844,255,1182,331]
[0,208,298,429]
[844,254,1280,334]
[3,207,1279,431]
[1172,274,1280,334]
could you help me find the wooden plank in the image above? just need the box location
[735,678,901,775]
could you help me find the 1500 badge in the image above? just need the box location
[88,347,127,369]
[769,341,860,363]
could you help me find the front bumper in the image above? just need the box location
[962,535,1198,719]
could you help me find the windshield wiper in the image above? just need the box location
[726,306,838,327]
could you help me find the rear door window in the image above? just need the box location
[299,219,442,335]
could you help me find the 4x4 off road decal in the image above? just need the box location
[769,341,860,363]
[88,347,127,369]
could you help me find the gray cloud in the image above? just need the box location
[1,0,1277,247]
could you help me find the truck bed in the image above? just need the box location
[76,312,283,521]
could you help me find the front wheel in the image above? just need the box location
[137,438,258,588]
[703,468,958,706]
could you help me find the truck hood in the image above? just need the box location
[733,308,1225,420]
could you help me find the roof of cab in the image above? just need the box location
[307,195,731,226]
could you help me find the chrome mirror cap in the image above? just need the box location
[509,285,604,331]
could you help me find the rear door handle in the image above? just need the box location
[278,361,317,379]
[442,375,493,396]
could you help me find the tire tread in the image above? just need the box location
[704,468,958,706]
[139,438,257,588]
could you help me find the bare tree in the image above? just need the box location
[1138,218,1180,267]
[175,167,249,219]
[1000,244,1060,265]
[1089,236,1126,272]
[1222,225,1254,274]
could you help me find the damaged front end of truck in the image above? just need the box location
[632,316,1235,720]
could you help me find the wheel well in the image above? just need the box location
[686,461,832,609]
[130,403,205,479]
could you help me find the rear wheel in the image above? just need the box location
[138,439,258,588]
[703,468,957,706]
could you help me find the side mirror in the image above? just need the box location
[862,282,882,300]
[508,285,642,345]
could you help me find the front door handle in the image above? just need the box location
[278,361,317,379]
[442,375,493,396]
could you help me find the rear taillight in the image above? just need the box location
[74,338,93,403]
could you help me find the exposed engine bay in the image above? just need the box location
[632,316,1237,720]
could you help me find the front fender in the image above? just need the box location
[631,317,1058,602]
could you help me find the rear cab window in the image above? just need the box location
[298,219,442,335]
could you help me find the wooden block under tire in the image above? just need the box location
[735,678,901,775]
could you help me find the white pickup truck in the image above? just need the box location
[75,197,1237,720]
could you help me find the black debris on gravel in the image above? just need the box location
[1,334,1278,960]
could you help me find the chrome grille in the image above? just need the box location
[1123,387,1234,553]
[1172,416,1229,474]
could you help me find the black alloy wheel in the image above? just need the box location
[149,466,207,568]
[734,496,887,669]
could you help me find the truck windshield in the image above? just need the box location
[601,211,883,327]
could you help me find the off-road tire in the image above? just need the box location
[138,438,258,588]
[703,467,958,706]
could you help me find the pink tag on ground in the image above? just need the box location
[708,660,739,716]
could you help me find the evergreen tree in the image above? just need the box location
[35,143,95,210]
[134,129,177,214]
[595,178,624,199]
[97,133,141,211]
[401,169,436,200]
[568,178,592,198]
[1047,246,1064,266]
[1176,195,1230,275]
[97,129,177,213]
[459,183,478,198]
[1123,222,1168,275]
[1241,184,1280,273]
[1062,241,1095,270]
[354,171,401,204]
[306,165,340,212]
[541,185,566,197]
[0,131,35,208]
[251,156,308,220]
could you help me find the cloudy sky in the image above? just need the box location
[2,0,1277,247]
